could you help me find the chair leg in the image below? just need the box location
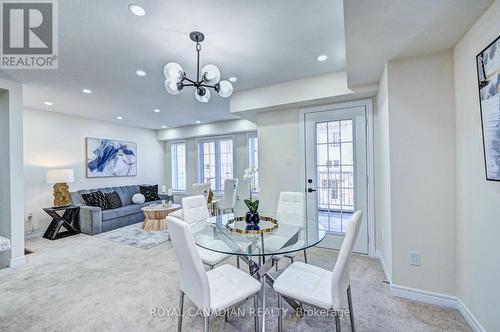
[237,256,240,269]
[177,291,184,332]
[275,261,278,271]
[303,249,308,263]
[335,315,341,332]
[290,256,294,264]
[204,315,210,332]
[225,311,228,322]
[347,285,355,332]
[277,294,283,332]
[254,295,259,332]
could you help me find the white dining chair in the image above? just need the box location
[181,195,232,269]
[273,210,362,332]
[168,217,261,332]
[192,182,211,200]
[272,192,307,270]
[216,178,238,214]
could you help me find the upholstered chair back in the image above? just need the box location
[167,216,210,310]
[276,191,305,226]
[182,195,210,224]
[218,178,238,209]
[331,210,362,309]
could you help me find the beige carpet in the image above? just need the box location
[0,234,470,332]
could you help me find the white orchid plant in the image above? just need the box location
[242,166,259,213]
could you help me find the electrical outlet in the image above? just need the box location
[409,251,421,266]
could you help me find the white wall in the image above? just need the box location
[23,108,166,233]
[374,65,393,278]
[454,0,500,330]
[384,51,457,295]
[257,109,303,211]
[0,77,25,268]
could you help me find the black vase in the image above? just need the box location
[245,211,261,224]
[251,212,260,224]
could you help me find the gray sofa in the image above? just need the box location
[70,185,161,235]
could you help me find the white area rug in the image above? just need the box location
[95,223,171,249]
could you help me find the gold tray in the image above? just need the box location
[225,216,278,235]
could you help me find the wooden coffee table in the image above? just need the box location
[141,204,181,231]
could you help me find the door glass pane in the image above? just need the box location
[317,122,328,144]
[316,119,355,234]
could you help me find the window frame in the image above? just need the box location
[196,135,235,193]
[170,140,187,192]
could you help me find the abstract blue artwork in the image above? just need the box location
[477,35,500,181]
[86,138,137,178]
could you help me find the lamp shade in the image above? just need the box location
[46,169,75,184]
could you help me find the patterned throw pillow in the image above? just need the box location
[82,191,110,210]
[139,185,160,202]
[104,191,123,209]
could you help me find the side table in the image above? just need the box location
[42,205,81,240]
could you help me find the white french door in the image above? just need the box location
[304,106,368,254]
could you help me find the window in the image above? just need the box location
[248,133,259,192]
[171,141,186,191]
[198,137,233,192]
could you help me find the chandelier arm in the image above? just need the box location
[199,83,217,89]
[183,76,196,85]
[182,83,196,87]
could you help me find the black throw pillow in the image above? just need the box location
[104,191,123,209]
[140,185,160,202]
[82,191,110,210]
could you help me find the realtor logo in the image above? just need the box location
[1,0,58,69]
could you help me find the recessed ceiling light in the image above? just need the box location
[317,54,328,62]
[82,88,92,94]
[195,120,201,124]
[228,76,237,83]
[44,101,53,106]
[162,125,167,128]
[116,116,123,120]
[128,4,145,16]
[154,108,160,113]
[135,69,146,77]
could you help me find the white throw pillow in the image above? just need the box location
[132,193,145,204]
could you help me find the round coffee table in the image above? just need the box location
[141,204,181,231]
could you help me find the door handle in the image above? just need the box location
[307,188,317,193]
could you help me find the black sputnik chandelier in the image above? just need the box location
[163,31,233,103]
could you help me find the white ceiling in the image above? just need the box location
[3,0,346,129]
[344,0,494,86]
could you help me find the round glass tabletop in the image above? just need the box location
[190,211,326,257]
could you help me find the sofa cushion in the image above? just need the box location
[101,200,162,221]
[105,191,123,209]
[102,204,141,221]
[82,191,110,210]
[140,185,160,202]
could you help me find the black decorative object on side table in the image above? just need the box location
[42,205,80,240]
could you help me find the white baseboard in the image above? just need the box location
[10,255,26,268]
[25,229,45,239]
[389,284,457,308]
[457,298,486,332]
[375,250,392,284]
[375,250,485,332]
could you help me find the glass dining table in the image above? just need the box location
[190,211,326,330]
